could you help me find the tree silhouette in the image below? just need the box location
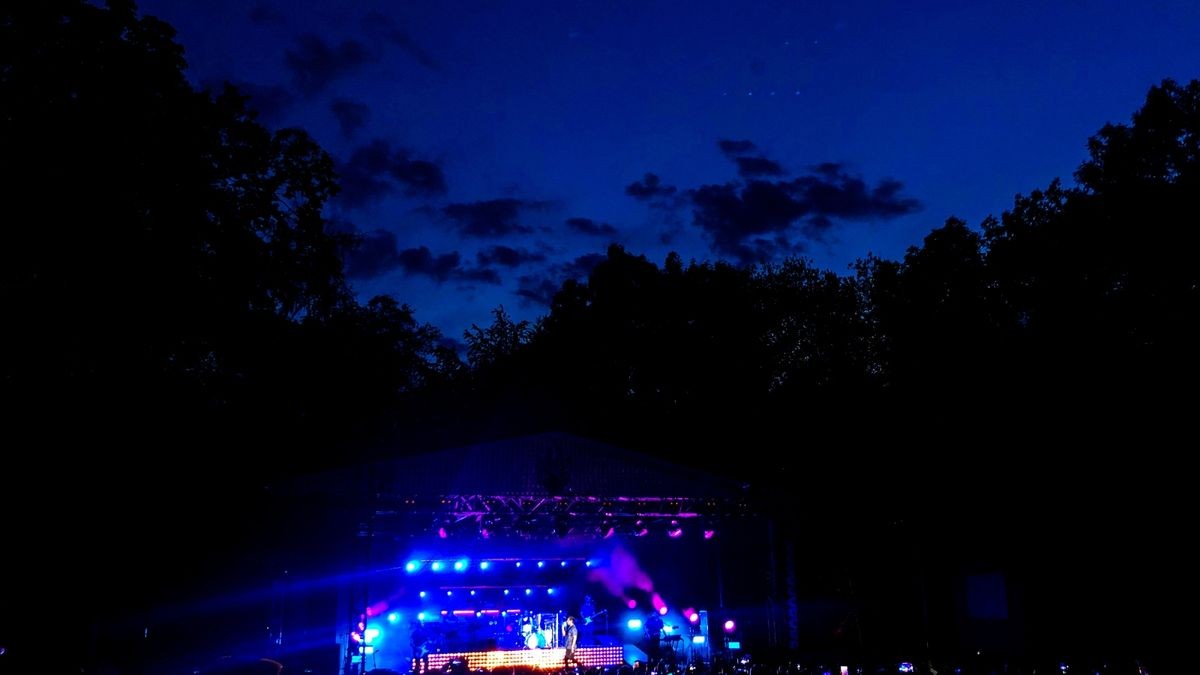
[0,6,455,671]
[464,305,535,370]
[984,78,1200,416]
[0,1,456,470]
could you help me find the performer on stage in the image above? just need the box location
[643,612,664,641]
[411,620,431,674]
[642,612,664,663]
[562,615,582,669]
[579,595,596,645]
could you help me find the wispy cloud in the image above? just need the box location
[336,140,447,207]
[284,34,377,96]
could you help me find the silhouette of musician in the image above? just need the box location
[643,612,664,662]
[411,620,432,673]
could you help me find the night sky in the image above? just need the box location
[136,0,1200,338]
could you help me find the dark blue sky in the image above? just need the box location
[137,0,1200,338]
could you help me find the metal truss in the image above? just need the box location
[366,494,754,540]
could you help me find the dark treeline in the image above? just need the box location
[440,116,1200,481]
[1,3,461,669]
[1,2,1194,672]
[1,3,460,479]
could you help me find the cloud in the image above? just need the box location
[657,220,686,246]
[336,140,447,208]
[336,142,392,207]
[624,173,677,200]
[391,158,446,198]
[343,231,501,284]
[477,245,547,267]
[715,139,787,178]
[791,163,921,219]
[362,11,441,71]
[344,228,402,278]
[516,274,561,307]
[734,156,786,178]
[331,98,370,138]
[247,3,286,26]
[691,181,805,264]
[565,217,618,237]
[396,247,466,282]
[284,34,377,96]
[457,266,503,284]
[514,252,606,307]
[626,173,687,241]
[717,139,757,157]
[560,252,606,280]
[689,165,921,265]
[441,198,552,238]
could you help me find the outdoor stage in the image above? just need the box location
[318,433,751,675]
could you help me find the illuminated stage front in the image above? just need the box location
[327,433,755,675]
[426,646,625,671]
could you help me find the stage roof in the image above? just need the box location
[282,431,755,540]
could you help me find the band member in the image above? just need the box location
[411,621,431,673]
[642,612,664,662]
[579,595,596,645]
[643,612,664,641]
[562,615,581,669]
